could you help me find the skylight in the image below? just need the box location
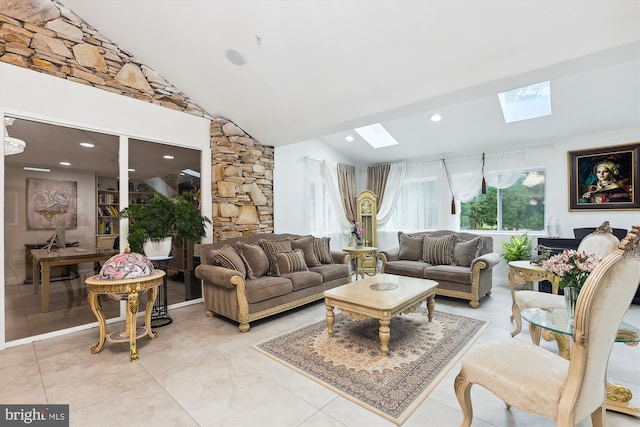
[498,81,552,123]
[354,123,399,148]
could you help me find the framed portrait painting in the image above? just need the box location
[568,142,639,211]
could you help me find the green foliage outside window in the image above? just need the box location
[460,170,545,231]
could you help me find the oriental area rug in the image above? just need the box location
[253,308,489,425]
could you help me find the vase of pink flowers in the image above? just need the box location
[351,221,364,247]
[542,249,601,321]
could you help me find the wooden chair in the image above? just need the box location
[511,221,620,342]
[455,226,640,427]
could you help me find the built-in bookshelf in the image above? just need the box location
[96,176,154,246]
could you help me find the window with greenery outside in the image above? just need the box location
[460,170,545,231]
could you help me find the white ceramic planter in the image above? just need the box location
[143,236,173,259]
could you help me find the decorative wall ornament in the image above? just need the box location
[568,142,639,211]
[27,178,77,229]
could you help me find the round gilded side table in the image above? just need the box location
[85,270,165,361]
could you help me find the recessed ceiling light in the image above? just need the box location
[345,135,354,142]
[80,142,94,148]
[430,114,442,122]
[225,47,246,66]
[163,155,174,160]
[60,161,71,166]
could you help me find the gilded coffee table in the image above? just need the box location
[323,273,438,356]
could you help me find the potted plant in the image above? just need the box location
[499,233,534,262]
[119,191,211,256]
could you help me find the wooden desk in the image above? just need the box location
[85,271,164,361]
[31,247,118,312]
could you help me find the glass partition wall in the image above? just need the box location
[4,118,202,342]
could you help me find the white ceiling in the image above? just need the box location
[14,1,640,166]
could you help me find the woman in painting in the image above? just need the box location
[581,160,631,203]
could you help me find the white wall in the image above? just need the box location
[1,63,212,348]
[273,126,640,280]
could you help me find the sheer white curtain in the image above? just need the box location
[377,161,406,226]
[305,158,342,236]
[484,149,532,188]
[445,155,483,203]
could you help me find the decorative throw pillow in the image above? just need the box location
[211,246,246,279]
[273,250,309,275]
[236,242,270,280]
[258,239,293,275]
[398,232,424,261]
[453,237,483,267]
[422,234,457,265]
[313,236,334,264]
[291,236,321,267]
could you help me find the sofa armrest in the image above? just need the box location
[379,248,400,262]
[195,264,243,290]
[331,250,349,264]
[471,252,501,271]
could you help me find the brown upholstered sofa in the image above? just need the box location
[195,233,350,332]
[378,230,500,308]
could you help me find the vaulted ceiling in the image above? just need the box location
[35,1,640,164]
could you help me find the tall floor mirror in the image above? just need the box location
[4,118,202,342]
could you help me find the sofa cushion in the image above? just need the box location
[283,270,323,291]
[422,234,457,265]
[383,260,431,278]
[210,246,246,279]
[313,236,334,264]
[453,237,483,267]
[423,264,472,284]
[398,231,424,261]
[244,276,293,304]
[259,239,293,275]
[236,242,270,280]
[291,236,321,267]
[274,250,309,275]
[310,263,350,282]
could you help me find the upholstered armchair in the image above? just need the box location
[510,221,620,342]
[455,227,640,427]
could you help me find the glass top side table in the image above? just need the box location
[521,307,640,416]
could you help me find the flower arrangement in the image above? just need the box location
[541,249,601,292]
[351,221,364,241]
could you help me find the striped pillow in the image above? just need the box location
[273,250,309,275]
[258,239,293,275]
[422,234,457,265]
[313,236,334,264]
[211,246,246,279]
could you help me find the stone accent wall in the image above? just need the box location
[211,119,274,239]
[0,0,275,241]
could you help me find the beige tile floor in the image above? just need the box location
[1,277,639,427]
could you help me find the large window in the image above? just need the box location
[384,178,438,231]
[306,160,341,235]
[460,170,545,231]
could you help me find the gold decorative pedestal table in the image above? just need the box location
[85,271,165,361]
[521,307,640,416]
[507,260,559,321]
[324,273,438,357]
[343,246,378,280]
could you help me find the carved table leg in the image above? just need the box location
[145,285,158,339]
[88,292,106,354]
[325,304,335,337]
[379,318,391,357]
[127,289,139,361]
[426,294,435,322]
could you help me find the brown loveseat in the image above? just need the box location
[195,233,350,332]
[379,230,500,308]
